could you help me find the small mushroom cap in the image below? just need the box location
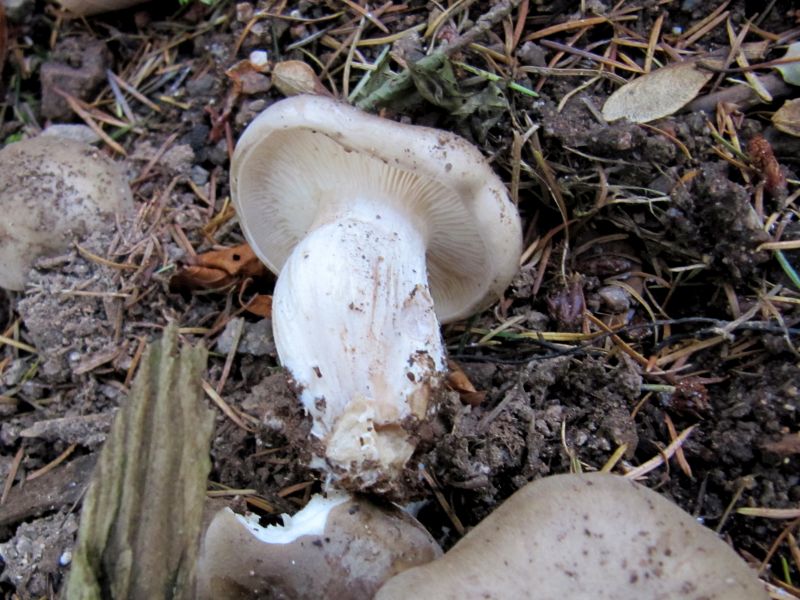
[0,137,133,290]
[196,494,442,600]
[376,473,767,600]
[231,95,522,323]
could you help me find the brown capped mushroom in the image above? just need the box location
[196,492,441,599]
[376,473,767,600]
[231,95,522,493]
[0,136,133,291]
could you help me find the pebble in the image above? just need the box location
[3,0,34,21]
[217,317,275,357]
[191,165,210,186]
[597,285,631,312]
[41,124,101,145]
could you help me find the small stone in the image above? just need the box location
[240,72,272,95]
[236,99,267,127]
[186,73,216,96]
[162,144,195,175]
[217,317,275,357]
[236,2,254,22]
[597,285,631,312]
[41,124,101,145]
[40,37,111,121]
[249,50,269,69]
[207,139,229,166]
[3,0,34,22]
[517,42,546,68]
[191,165,210,186]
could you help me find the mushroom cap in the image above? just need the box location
[196,494,442,600]
[376,473,767,600]
[231,95,522,323]
[0,136,133,290]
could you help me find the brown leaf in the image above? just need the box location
[171,265,232,291]
[446,360,486,407]
[243,294,273,319]
[196,243,266,278]
[170,243,268,292]
[603,61,713,124]
[272,60,332,97]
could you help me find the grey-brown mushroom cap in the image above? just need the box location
[0,136,133,290]
[231,95,523,323]
[376,473,768,600]
[196,497,442,600]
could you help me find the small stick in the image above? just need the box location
[686,72,791,113]
[356,0,522,111]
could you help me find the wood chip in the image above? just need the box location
[0,454,97,527]
[65,324,214,598]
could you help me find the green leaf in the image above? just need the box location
[776,42,800,87]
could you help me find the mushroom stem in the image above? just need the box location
[273,198,445,489]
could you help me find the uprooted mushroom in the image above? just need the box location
[231,95,522,493]
[375,473,768,599]
[196,492,441,599]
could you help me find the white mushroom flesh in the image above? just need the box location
[196,493,442,600]
[237,491,349,544]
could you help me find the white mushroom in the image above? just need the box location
[0,136,133,291]
[196,493,441,599]
[231,95,521,491]
[376,473,768,599]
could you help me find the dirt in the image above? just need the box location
[0,0,799,597]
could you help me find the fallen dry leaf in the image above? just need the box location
[602,61,713,124]
[170,243,268,292]
[446,359,486,407]
[773,98,800,138]
[272,60,332,97]
[242,294,272,319]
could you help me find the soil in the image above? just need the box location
[0,0,799,598]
